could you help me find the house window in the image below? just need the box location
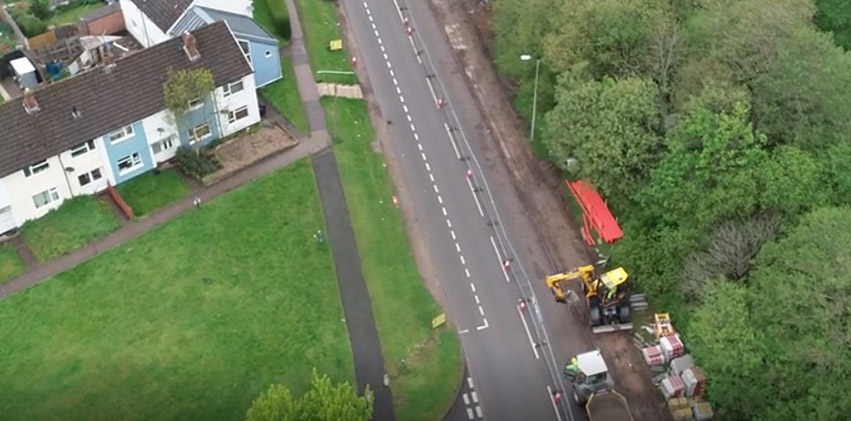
[108,125,134,144]
[78,168,103,187]
[32,187,60,209]
[265,50,272,58]
[23,159,50,177]
[117,152,143,175]
[188,123,212,144]
[152,135,176,155]
[238,40,252,65]
[228,106,250,124]
[223,80,244,97]
[70,140,96,157]
[187,97,204,109]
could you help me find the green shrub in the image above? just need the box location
[265,0,291,39]
[175,146,221,179]
[30,0,52,21]
[13,13,47,37]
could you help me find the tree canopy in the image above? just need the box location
[245,372,372,421]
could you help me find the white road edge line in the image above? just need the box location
[465,268,471,278]
[468,377,474,388]
[478,306,484,316]
[455,242,461,252]
[466,408,474,420]
[449,229,455,239]
[517,303,540,359]
[459,329,469,334]
[470,283,476,292]
[474,295,479,304]
[546,386,564,421]
[460,255,465,265]
[490,236,510,282]
[476,318,488,330]
[425,77,438,103]
[466,177,484,217]
[444,123,461,159]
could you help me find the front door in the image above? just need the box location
[0,206,17,234]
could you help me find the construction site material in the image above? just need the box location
[682,366,708,397]
[585,390,634,421]
[667,397,689,414]
[660,333,685,360]
[669,354,695,375]
[565,179,624,245]
[692,401,714,420]
[654,313,675,338]
[661,374,686,399]
[642,345,666,366]
[672,407,694,420]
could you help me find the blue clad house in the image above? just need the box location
[170,6,283,88]
[102,121,156,184]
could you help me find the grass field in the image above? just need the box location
[49,2,101,26]
[261,57,311,134]
[21,196,120,262]
[323,97,463,421]
[252,0,289,42]
[294,0,357,84]
[0,245,25,284]
[116,169,191,217]
[0,161,353,421]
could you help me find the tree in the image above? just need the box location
[29,0,51,21]
[162,67,215,116]
[492,0,561,78]
[826,141,851,204]
[756,146,829,215]
[244,372,372,421]
[544,69,663,201]
[814,0,851,50]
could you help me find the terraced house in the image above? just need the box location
[0,22,259,234]
[121,0,282,88]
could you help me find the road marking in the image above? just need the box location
[463,394,470,405]
[393,77,398,86]
[363,1,368,8]
[466,177,484,217]
[371,22,376,30]
[425,163,431,172]
[406,114,412,122]
[455,242,461,252]
[546,386,564,421]
[490,236,511,282]
[438,195,443,204]
[425,77,438,103]
[444,123,461,159]
[475,406,483,418]
[419,143,424,152]
[466,408,474,420]
[403,105,408,113]
[449,228,454,239]
[399,95,405,103]
[460,254,465,265]
[386,61,392,69]
[478,306,484,316]
[465,268,471,278]
[447,219,452,228]
[459,329,469,334]
[474,295,480,304]
[379,44,385,53]
[396,86,402,94]
[471,391,479,403]
[410,123,416,132]
[413,132,419,141]
[383,52,389,60]
[476,318,489,330]
[517,302,540,359]
[389,69,394,77]
[443,207,448,216]
[468,377,474,388]
[377,37,382,45]
[430,174,435,183]
[374,29,379,37]
[432,180,438,191]
[368,14,373,21]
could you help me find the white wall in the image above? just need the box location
[2,156,75,226]
[214,73,260,137]
[58,139,112,197]
[120,0,169,47]
[140,110,181,163]
[194,0,253,17]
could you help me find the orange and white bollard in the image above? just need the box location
[351,56,357,67]
[407,26,413,37]
[437,98,446,108]
[392,195,399,207]
[518,299,527,312]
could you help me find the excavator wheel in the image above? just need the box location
[618,303,631,324]
[588,297,602,327]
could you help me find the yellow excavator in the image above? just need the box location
[546,265,633,333]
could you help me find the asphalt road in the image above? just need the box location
[339,1,592,420]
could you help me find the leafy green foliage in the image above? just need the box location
[175,146,221,179]
[263,0,291,40]
[162,68,215,115]
[12,12,47,37]
[545,71,663,201]
[814,0,851,49]
[29,0,52,21]
[245,372,372,421]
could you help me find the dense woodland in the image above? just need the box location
[492,0,851,418]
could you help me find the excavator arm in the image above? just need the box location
[546,265,595,302]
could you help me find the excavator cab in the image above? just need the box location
[547,265,633,332]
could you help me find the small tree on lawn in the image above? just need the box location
[245,371,373,421]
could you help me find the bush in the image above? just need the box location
[29,0,52,21]
[175,146,221,179]
[13,13,48,37]
[265,0,291,39]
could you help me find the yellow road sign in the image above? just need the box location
[329,39,343,51]
[431,313,446,329]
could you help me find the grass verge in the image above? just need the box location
[253,0,289,42]
[50,2,101,26]
[261,56,311,134]
[0,245,25,283]
[0,161,354,421]
[322,97,463,421]
[116,169,191,218]
[21,196,120,262]
[294,0,356,83]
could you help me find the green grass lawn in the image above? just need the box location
[323,97,463,421]
[49,2,102,26]
[294,0,357,84]
[252,0,289,42]
[0,161,354,421]
[21,196,120,262]
[261,56,311,134]
[116,169,191,218]
[0,245,25,283]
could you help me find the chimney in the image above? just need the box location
[22,88,39,114]
[71,106,82,120]
[102,48,116,71]
[182,32,200,62]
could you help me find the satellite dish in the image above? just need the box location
[64,167,74,172]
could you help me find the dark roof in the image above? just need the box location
[130,0,194,32]
[171,6,276,43]
[0,22,252,179]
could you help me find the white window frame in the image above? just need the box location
[23,159,50,177]
[116,152,143,175]
[108,125,134,144]
[69,140,96,157]
[238,40,252,65]
[152,135,177,155]
[188,123,212,145]
[228,106,250,124]
[77,167,103,187]
[32,187,60,209]
[223,80,245,97]
[187,97,204,110]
